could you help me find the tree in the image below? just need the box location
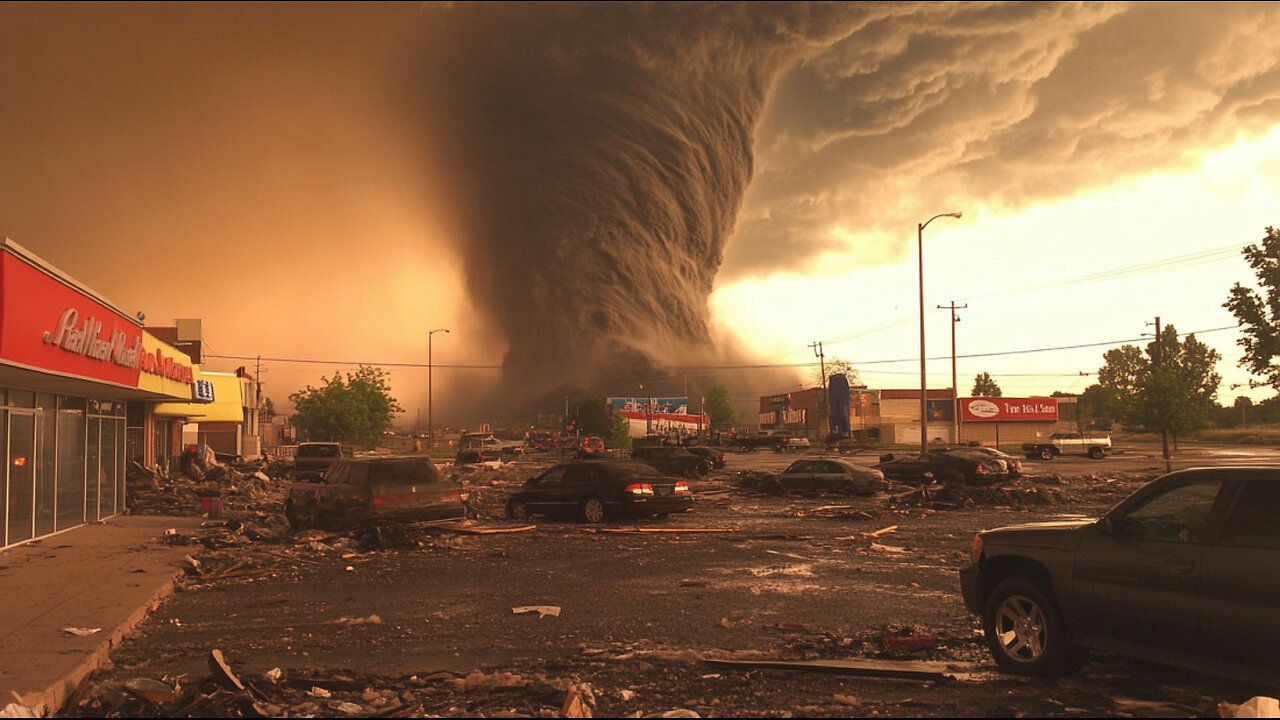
[289,365,403,448]
[1096,324,1221,442]
[820,357,861,388]
[704,384,736,427]
[1225,227,1280,390]
[971,372,1002,397]
[573,395,612,437]
[608,411,632,450]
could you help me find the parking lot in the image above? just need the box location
[62,440,1280,718]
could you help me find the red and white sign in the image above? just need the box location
[960,397,1059,423]
[0,252,144,387]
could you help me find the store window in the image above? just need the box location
[56,397,86,531]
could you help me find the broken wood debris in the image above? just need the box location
[702,656,975,682]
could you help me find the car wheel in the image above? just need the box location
[506,500,531,522]
[982,577,1082,677]
[286,500,316,532]
[1039,448,1054,461]
[1088,446,1104,460]
[581,496,606,524]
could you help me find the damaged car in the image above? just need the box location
[505,460,693,523]
[876,448,1011,486]
[285,456,466,531]
[773,458,886,495]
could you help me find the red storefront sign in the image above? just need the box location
[0,251,144,387]
[960,397,1059,422]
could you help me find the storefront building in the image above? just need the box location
[0,239,197,549]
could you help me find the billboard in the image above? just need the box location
[960,397,1059,422]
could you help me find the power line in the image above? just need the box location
[204,324,1238,375]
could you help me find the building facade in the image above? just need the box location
[0,239,200,549]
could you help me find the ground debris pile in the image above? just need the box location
[126,451,287,520]
[447,460,546,521]
[886,472,1159,511]
[63,654,600,719]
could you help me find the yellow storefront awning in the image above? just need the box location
[153,370,245,422]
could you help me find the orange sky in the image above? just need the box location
[4,2,1280,426]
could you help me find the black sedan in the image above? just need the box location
[629,446,713,477]
[773,458,887,495]
[961,466,1280,686]
[946,446,1023,479]
[875,448,1010,486]
[685,445,727,469]
[505,460,693,523]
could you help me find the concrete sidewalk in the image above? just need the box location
[0,514,205,716]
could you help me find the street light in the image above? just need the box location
[918,211,961,454]
[428,328,449,451]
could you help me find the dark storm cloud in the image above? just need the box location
[414,2,887,391]
[727,1,1280,278]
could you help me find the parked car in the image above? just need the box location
[685,445,726,469]
[961,466,1280,686]
[455,448,503,467]
[629,445,713,477]
[459,432,523,458]
[946,446,1023,479]
[875,448,1010,486]
[505,460,693,523]
[291,442,352,481]
[773,458,886,495]
[567,435,606,458]
[524,430,560,451]
[285,456,466,531]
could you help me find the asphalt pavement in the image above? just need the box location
[0,514,204,716]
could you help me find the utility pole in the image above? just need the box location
[938,302,966,445]
[1149,316,1171,473]
[810,341,828,438]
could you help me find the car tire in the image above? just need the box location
[1039,448,1054,461]
[1088,446,1104,460]
[286,500,316,532]
[581,496,606,524]
[506,500,530,522]
[982,577,1083,677]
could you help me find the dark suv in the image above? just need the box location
[630,445,713,477]
[286,456,466,531]
[961,466,1280,686]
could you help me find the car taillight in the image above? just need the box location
[974,464,987,474]
[674,480,690,494]
[624,483,654,496]
[371,496,385,508]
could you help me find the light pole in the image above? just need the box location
[428,328,449,450]
[918,212,962,454]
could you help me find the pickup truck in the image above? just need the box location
[291,442,353,481]
[732,430,803,453]
[1022,432,1110,460]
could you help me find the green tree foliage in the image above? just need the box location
[971,372,1002,397]
[1077,383,1123,423]
[608,411,632,450]
[574,395,612,437]
[704,384,736,427]
[289,366,403,448]
[1225,227,1280,390]
[1096,325,1221,440]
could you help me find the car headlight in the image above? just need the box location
[969,534,984,564]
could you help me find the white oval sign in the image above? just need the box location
[967,399,1000,419]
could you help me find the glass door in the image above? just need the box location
[7,412,35,545]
